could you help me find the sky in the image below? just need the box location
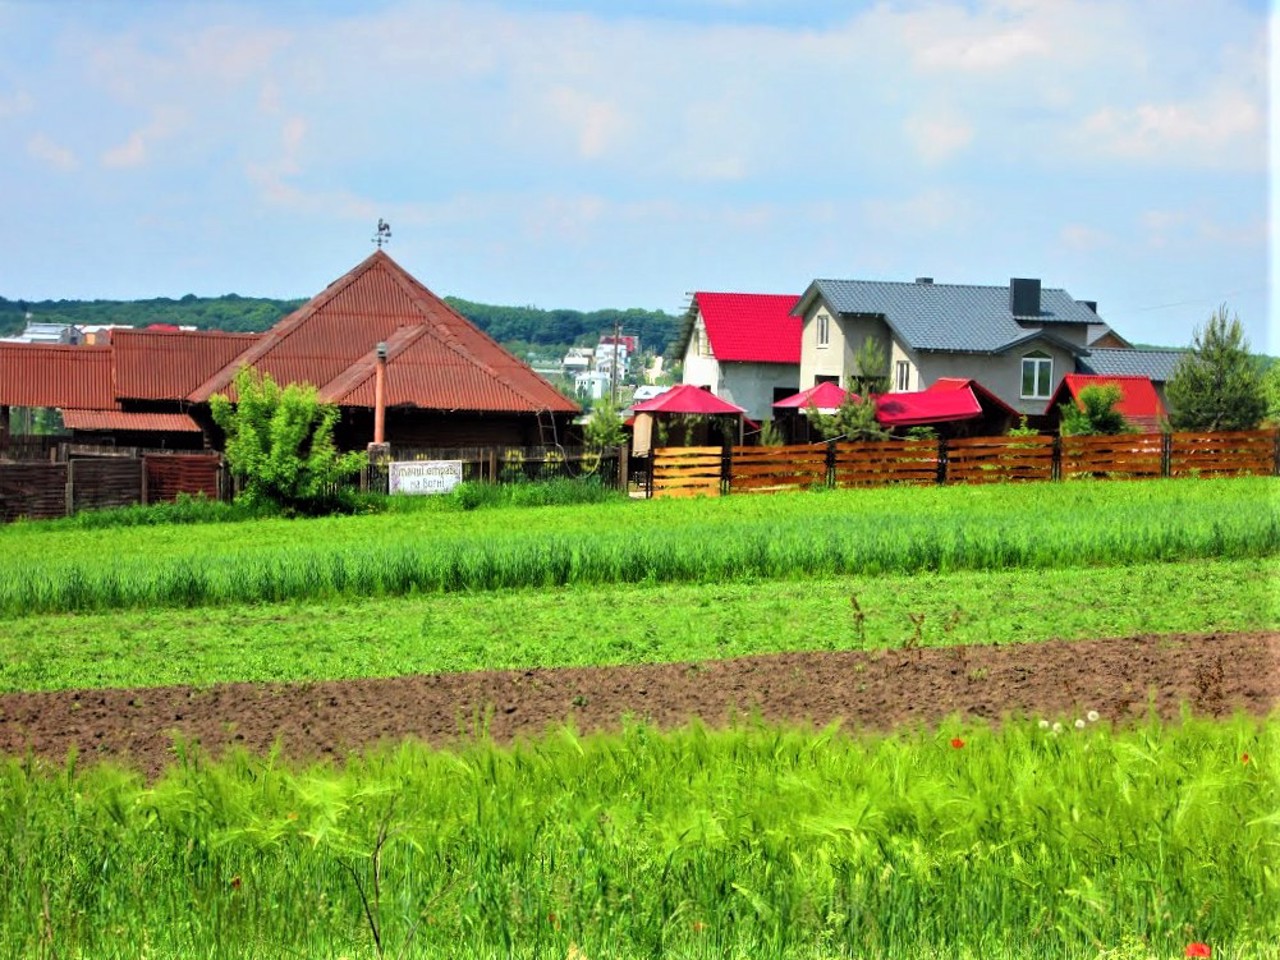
[0,0,1273,350]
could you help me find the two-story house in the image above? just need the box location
[678,292,801,422]
[794,276,1124,416]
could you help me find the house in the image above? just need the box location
[2,250,580,452]
[793,276,1154,417]
[0,321,83,345]
[677,292,801,422]
[1044,374,1167,433]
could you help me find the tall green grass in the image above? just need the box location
[0,715,1273,959]
[0,478,1275,616]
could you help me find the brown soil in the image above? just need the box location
[2,632,1277,778]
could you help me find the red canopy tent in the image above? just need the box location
[631,384,747,452]
[772,381,857,415]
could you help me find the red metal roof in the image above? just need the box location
[925,377,1018,418]
[773,381,855,413]
[695,292,801,364]
[0,343,116,409]
[61,409,202,433]
[1049,374,1166,432]
[876,387,982,425]
[188,250,576,414]
[631,383,746,415]
[112,328,259,401]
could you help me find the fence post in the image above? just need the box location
[618,442,629,491]
[1051,435,1062,482]
[721,442,733,496]
[935,436,947,485]
[826,440,837,489]
[140,457,149,506]
[64,460,75,518]
[1161,432,1172,479]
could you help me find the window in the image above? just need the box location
[895,360,910,392]
[816,312,830,348]
[696,325,711,357]
[1021,352,1053,399]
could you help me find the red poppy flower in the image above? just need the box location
[950,737,965,749]
[1185,942,1211,958]
[1241,753,1250,765]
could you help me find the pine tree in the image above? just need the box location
[1166,306,1265,431]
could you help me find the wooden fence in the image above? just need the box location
[0,453,222,523]
[647,429,1280,498]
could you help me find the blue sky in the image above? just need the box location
[0,0,1272,350]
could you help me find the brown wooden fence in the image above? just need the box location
[729,444,827,494]
[651,447,723,498]
[648,429,1279,498]
[0,453,222,523]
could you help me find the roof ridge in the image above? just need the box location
[816,277,1070,293]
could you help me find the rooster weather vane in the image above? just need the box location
[372,219,392,249]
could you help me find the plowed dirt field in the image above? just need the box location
[2,632,1276,777]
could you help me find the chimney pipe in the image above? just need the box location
[373,341,388,445]
[1009,278,1041,317]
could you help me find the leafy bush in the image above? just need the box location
[1059,384,1132,436]
[210,368,366,513]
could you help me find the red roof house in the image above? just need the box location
[1046,374,1166,433]
[677,292,801,422]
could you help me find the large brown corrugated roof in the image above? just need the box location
[113,328,259,401]
[0,343,116,409]
[189,250,577,414]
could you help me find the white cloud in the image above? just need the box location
[546,86,629,160]
[913,26,1050,73]
[903,114,974,165]
[100,107,188,169]
[0,89,34,119]
[1081,92,1264,168]
[26,133,78,172]
[1059,223,1111,252]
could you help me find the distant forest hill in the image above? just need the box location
[0,293,684,356]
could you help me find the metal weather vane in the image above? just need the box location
[372,218,392,249]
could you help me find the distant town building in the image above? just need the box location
[1,320,84,346]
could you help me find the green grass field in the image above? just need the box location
[2,556,1274,693]
[2,477,1277,959]
[2,716,1275,960]
[0,477,1276,616]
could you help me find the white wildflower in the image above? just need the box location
[1087,710,1100,723]
[1052,722,1063,734]
[1075,719,1086,730]
[1038,719,1051,729]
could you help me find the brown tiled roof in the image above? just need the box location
[113,328,259,401]
[61,409,202,433]
[0,343,116,409]
[188,250,578,414]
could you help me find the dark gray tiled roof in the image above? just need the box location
[809,279,1100,353]
[1079,348,1185,383]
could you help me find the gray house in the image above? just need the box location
[794,276,1157,416]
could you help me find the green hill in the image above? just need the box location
[0,294,683,356]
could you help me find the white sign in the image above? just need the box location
[389,460,464,495]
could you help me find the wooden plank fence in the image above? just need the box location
[648,429,1279,498]
[1060,433,1164,480]
[834,439,939,487]
[1169,430,1278,478]
[0,462,67,523]
[730,444,827,494]
[944,435,1056,484]
[146,454,222,503]
[651,446,723,498]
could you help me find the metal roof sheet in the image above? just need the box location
[0,343,116,409]
[112,328,259,400]
[1078,348,1184,383]
[694,292,801,364]
[804,278,1099,354]
[1049,374,1167,431]
[632,383,746,415]
[876,386,982,426]
[61,409,202,432]
[188,250,577,414]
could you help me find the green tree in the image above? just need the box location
[851,336,889,395]
[808,394,888,442]
[210,368,366,512]
[1059,384,1132,436]
[1166,307,1265,431]
[1263,363,1280,426]
[583,396,625,449]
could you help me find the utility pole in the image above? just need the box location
[610,317,621,408]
